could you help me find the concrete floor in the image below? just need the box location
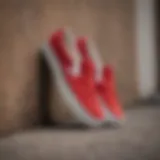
[0,106,160,160]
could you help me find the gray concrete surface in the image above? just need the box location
[0,106,160,160]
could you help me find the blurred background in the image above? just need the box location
[0,0,160,159]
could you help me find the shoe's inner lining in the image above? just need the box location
[87,40,103,82]
[64,29,82,76]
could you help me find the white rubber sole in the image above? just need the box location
[41,43,106,127]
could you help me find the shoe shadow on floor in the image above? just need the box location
[38,52,53,127]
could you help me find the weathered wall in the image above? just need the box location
[0,0,137,133]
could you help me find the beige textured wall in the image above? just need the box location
[0,0,137,133]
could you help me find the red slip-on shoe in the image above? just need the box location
[41,29,106,127]
[77,37,124,124]
[96,66,124,123]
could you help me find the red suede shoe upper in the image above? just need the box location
[77,37,90,59]
[49,30,104,119]
[77,37,124,119]
[97,66,124,118]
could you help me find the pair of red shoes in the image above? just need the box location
[42,28,124,127]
